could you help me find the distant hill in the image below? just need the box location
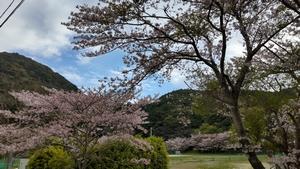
[144,88,296,139]
[144,89,231,139]
[0,52,77,110]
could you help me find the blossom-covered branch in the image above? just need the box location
[0,88,150,157]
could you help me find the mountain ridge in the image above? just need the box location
[0,52,77,110]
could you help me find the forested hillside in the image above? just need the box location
[144,89,231,139]
[145,89,296,140]
[0,52,77,110]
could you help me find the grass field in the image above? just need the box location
[169,153,271,169]
[0,154,271,169]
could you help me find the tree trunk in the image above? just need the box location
[294,119,300,168]
[231,99,265,169]
[282,129,290,155]
[295,119,300,150]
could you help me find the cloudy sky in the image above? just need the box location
[0,0,191,96]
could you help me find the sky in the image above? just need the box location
[0,0,245,96]
[0,0,188,96]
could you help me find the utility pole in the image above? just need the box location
[150,127,153,137]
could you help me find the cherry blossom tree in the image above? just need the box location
[267,99,300,169]
[165,137,190,152]
[248,19,299,167]
[166,132,238,152]
[64,1,299,168]
[0,88,150,169]
[251,34,299,95]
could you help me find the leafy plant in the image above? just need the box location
[145,137,169,169]
[87,136,168,169]
[27,146,74,169]
[87,137,150,169]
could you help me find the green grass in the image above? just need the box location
[169,153,271,169]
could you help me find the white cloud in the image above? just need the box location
[110,70,123,77]
[170,69,187,87]
[0,0,97,58]
[62,71,82,83]
[141,80,158,95]
[226,33,246,58]
[76,54,95,65]
[56,67,103,89]
[58,67,82,84]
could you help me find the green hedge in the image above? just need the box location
[87,136,168,169]
[27,146,74,169]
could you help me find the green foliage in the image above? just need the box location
[88,138,149,169]
[144,89,230,139]
[210,90,296,149]
[145,87,295,143]
[144,89,196,139]
[27,146,74,169]
[0,52,77,110]
[228,89,296,147]
[145,137,169,169]
[87,137,168,169]
[205,80,220,91]
[241,89,295,111]
[243,107,267,144]
[195,123,223,134]
[192,95,231,133]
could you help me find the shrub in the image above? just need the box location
[87,136,168,169]
[87,137,150,169]
[145,137,169,169]
[27,146,74,169]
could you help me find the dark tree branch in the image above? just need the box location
[270,39,295,56]
[279,0,300,15]
[235,15,300,91]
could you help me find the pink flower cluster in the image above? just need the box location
[0,88,151,155]
[166,132,234,152]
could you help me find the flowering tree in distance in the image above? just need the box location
[271,99,300,169]
[166,132,231,152]
[64,1,299,168]
[0,88,150,169]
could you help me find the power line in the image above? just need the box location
[0,0,15,19]
[0,0,25,28]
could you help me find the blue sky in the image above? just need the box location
[19,48,187,96]
[0,0,187,96]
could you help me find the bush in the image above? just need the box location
[87,137,149,169]
[87,136,168,169]
[27,146,74,169]
[145,137,169,169]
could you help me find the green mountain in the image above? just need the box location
[0,52,77,110]
[144,89,231,139]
